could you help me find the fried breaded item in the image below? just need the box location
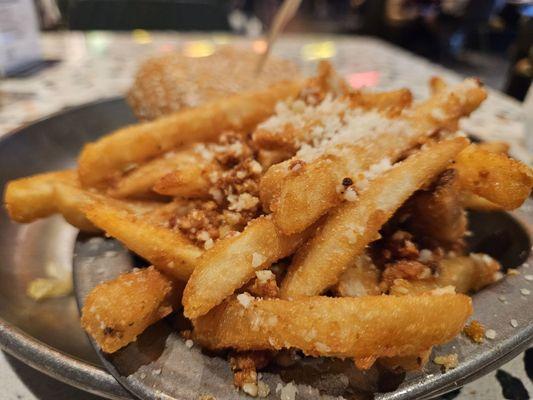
[279,138,468,299]
[83,200,202,281]
[183,216,314,319]
[127,47,302,121]
[81,266,179,353]
[193,294,472,364]
[406,169,467,251]
[78,81,301,189]
[454,144,533,210]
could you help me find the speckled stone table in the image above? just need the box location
[0,32,531,400]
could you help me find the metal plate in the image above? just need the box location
[72,206,533,400]
[0,99,132,399]
[0,98,532,400]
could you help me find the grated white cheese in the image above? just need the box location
[242,382,258,397]
[430,286,456,295]
[485,329,497,340]
[276,382,298,400]
[237,292,254,309]
[255,270,274,283]
[252,252,267,269]
[257,381,270,398]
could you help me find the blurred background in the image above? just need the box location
[12,0,532,101]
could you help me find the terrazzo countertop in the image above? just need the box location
[0,32,531,400]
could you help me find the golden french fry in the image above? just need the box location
[193,294,472,362]
[152,160,218,198]
[78,82,301,188]
[263,79,486,235]
[406,169,466,250]
[280,138,468,299]
[253,88,413,152]
[333,254,381,297]
[5,170,78,222]
[108,145,210,198]
[81,266,180,353]
[183,216,313,319]
[83,200,202,281]
[4,170,99,232]
[429,76,447,95]
[454,144,533,210]
[389,254,501,295]
[461,192,502,211]
[475,141,509,155]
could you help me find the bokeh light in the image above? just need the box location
[346,71,380,88]
[132,29,151,44]
[182,40,215,58]
[252,40,267,54]
[301,41,336,61]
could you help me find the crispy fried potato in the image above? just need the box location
[153,160,219,198]
[81,266,179,353]
[429,76,447,95]
[280,138,468,299]
[109,145,214,199]
[253,88,413,152]
[389,254,501,295]
[476,141,509,155]
[193,294,472,362]
[83,200,202,281]
[183,216,313,319]
[461,192,502,211]
[346,88,413,117]
[264,79,486,235]
[333,254,381,297]
[5,170,78,222]
[4,170,99,231]
[454,144,533,210]
[406,169,467,250]
[78,82,301,188]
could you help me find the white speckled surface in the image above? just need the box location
[0,32,531,400]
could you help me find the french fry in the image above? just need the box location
[389,254,501,295]
[78,82,301,188]
[406,169,467,250]
[429,76,447,95]
[152,160,219,198]
[4,170,99,232]
[263,78,486,235]
[461,192,502,211]
[333,254,381,297]
[193,294,472,362]
[454,144,533,210]
[109,145,214,199]
[5,170,78,222]
[253,88,413,152]
[476,141,509,155]
[81,266,180,353]
[83,200,202,281]
[280,138,468,299]
[183,216,313,319]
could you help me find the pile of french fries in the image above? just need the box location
[4,61,533,395]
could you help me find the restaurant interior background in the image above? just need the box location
[23,0,533,102]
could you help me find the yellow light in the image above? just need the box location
[252,40,267,54]
[212,34,232,45]
[132,29,151,44]
[300,41,336,61]
[182,41,215,58]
